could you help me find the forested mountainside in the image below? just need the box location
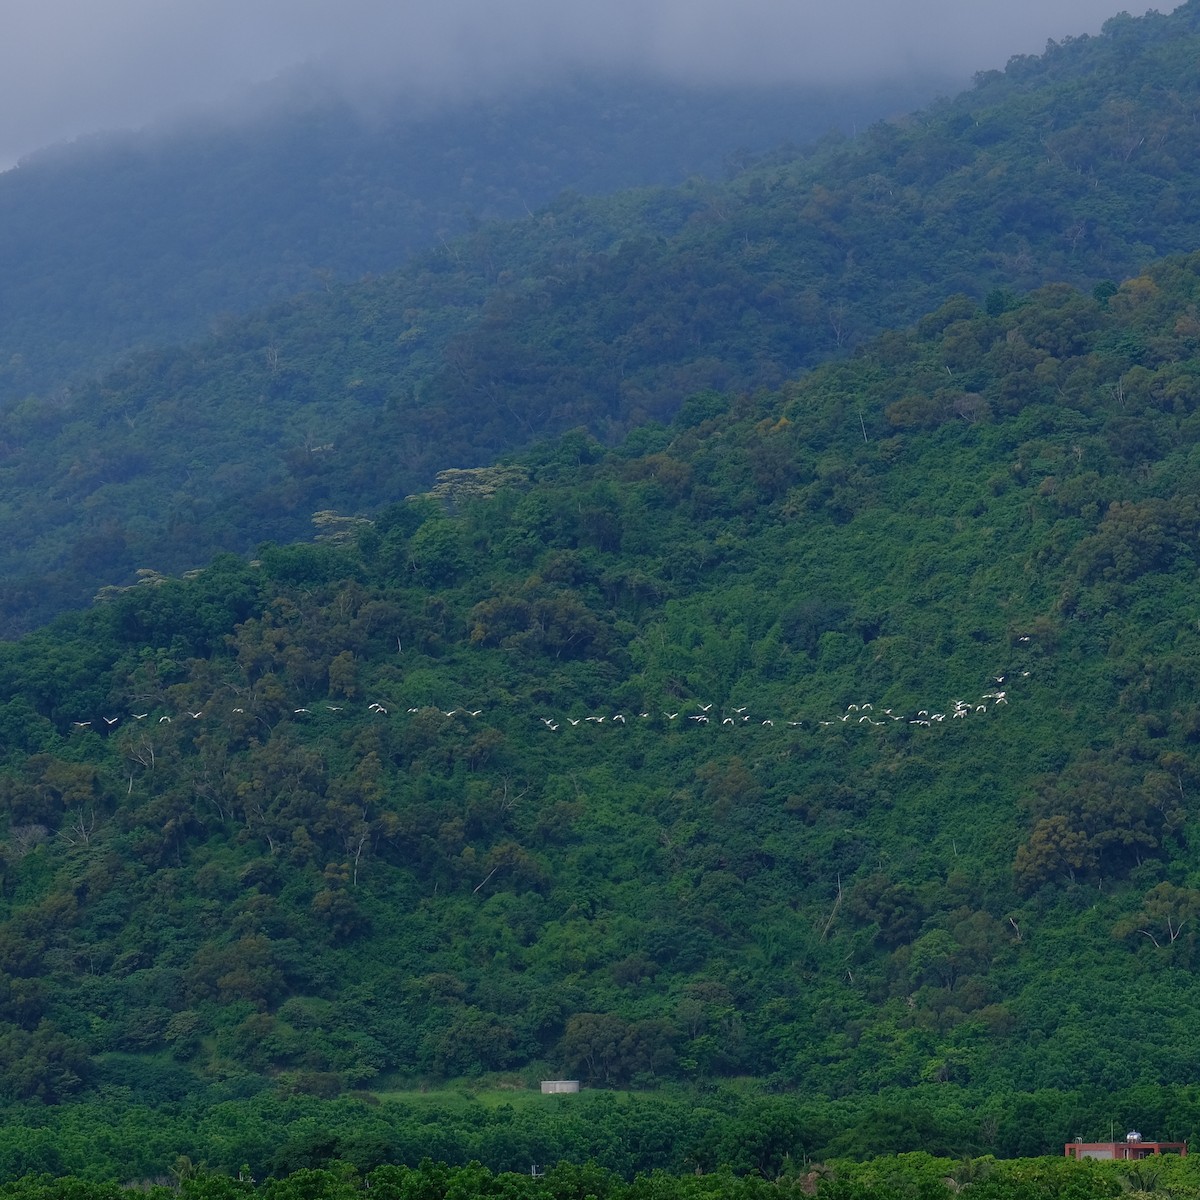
[0,72,947,403]
[3,3,1200,632]
[3,255,1200,1175]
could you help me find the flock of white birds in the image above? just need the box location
[69,672,1026,736]
[532,683,1016,732]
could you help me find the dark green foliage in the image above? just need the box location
[3,253,1200,1169]
[2,1141,1200,1200]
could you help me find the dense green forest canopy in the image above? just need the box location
[9,1152,1200,1200]
[0,71,948,404]
[0,1083,1199,1182]
[4,2,1200,630]
[3,253,1200,1175]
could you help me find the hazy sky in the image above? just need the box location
[0,0,1177,168]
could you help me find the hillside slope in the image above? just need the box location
[2,255,1200,1141]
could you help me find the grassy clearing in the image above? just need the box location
[368,1080,639,1109]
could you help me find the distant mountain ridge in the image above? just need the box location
[1,3,1199,632]
[0,71,951,404]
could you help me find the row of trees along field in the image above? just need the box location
[5,1151,1200,1200]
[0,1084,1200,1179]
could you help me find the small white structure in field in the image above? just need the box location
[540,1080,580,1094]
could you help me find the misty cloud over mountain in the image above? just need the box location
[1,0,1177,167]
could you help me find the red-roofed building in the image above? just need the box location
[1065,1133,1187,1160]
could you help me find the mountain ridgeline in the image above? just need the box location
[3,3,1200,631]
[0,72,950,404]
